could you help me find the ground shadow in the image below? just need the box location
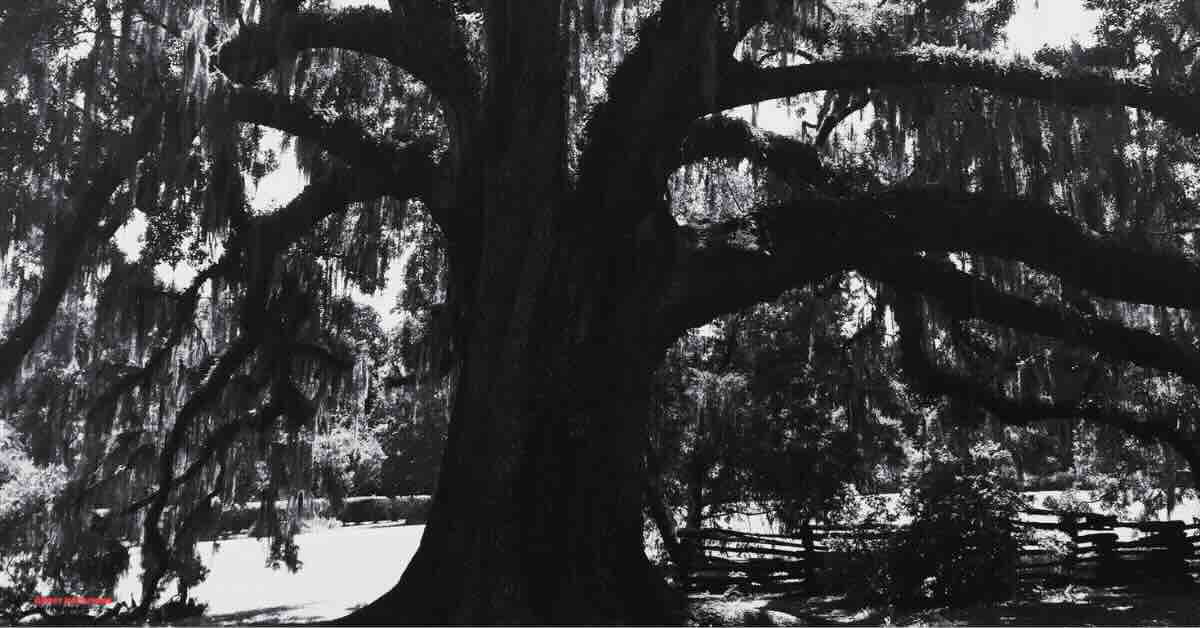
[195,605,326,625]
[750,581,1200,626]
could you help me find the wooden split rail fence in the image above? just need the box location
[1018,508,1200,586]
[677,524,896,594]
[677,511,1200,594]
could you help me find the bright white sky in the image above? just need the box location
[1006,0,1099,56]
[109,0,1100,331]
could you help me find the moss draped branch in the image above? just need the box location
[677,115,827,189]
[0,103,164,385]
[892,292,1200,489]
[226,86,435,201]
[215,4,480,115]
[860,255,1200,389]
[575,1,731,232]
[717,48,1200,134]
[136,334,258,615]
[666,187,1200,333]
[127,167,388,614]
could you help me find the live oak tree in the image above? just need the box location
[5,0,1200,623]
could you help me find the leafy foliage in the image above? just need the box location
[883,442,1024,607]
[2,0,1200,620]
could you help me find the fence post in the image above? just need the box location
[1063,515,1079,583]
[1094,533,1116,584]
[1163,522,1188,585]
[802,523,815,591]
[1005,518,1018,599]
[677,528,699,593]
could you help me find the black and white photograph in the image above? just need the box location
[1,0,1199,624]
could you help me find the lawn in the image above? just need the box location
[113,523,424,624]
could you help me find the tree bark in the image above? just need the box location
[336,3,687,622]
[339,278,684,624]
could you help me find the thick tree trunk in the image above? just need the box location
[645,444,685,569]
[338,4,690,622]
[340,284,684,623]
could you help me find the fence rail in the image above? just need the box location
[677,511,1200,594]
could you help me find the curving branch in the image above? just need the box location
[575,1,730,231]
[119,392,290,518]
[676,115,827,189]
[215,5,480,115]
[78,258,235,464]
[136,334,258,615]
[225,85,435,202]
[892,292,1200,489]
[83,165,385,463]
[250,165,399,249]
[0,104,164,385]
[717,48,1200,134]
[813,88,869,148]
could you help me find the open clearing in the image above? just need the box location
[113,523,423,624]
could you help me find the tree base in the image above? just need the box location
[336,537,686,625]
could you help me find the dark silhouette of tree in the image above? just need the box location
[3,0,1200,623]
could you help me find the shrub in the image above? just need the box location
[339,496,393,523]
[215,504,260,536]
[390,495,432,524]
[818,487,902,602]
[821,525,894,602]
[313,424,386,497]
[882,442,1024,608]
[0,443,66,622]
[1041,489,1096,514]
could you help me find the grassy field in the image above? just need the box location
[114,523,423,624]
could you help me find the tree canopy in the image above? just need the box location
[3,0,1200,623]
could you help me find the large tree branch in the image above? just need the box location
[677,115,827,190]
[118,391,291,518]
[137,334,258,613]
[892,292,1200,489]
[856,189,1200,310]
[82,165,383,463]
[814,89,870,148]
[717,47,1200,134]
[0,104,163,385]
[215,5,480,114]
[134,180,367,606]
[251,165,397,249]
[666,188,1200,333]
[860,255,1200,389]
[132,169,350,608]
[225,85,435,201]
[575,1,727,232]
[79,258,235,461]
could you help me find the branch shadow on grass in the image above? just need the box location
[193,603,362,626]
